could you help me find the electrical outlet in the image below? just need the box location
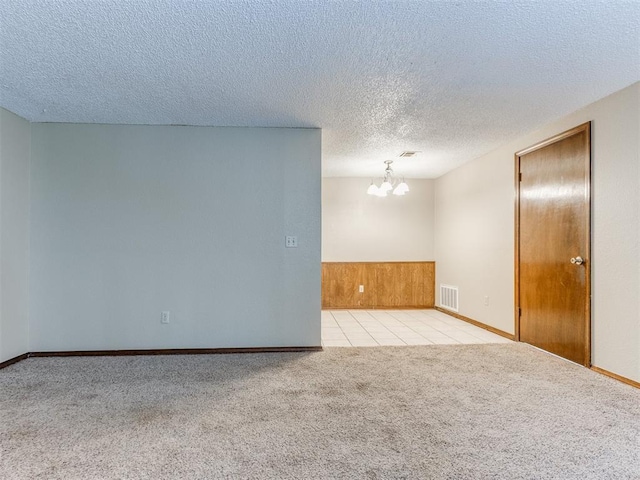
[483,296,489,306]
[359,285,364,293]
[161,311,170,324]
[285,236,298,248]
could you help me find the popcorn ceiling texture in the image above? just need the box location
[0,0,638,177]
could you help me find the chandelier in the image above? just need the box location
[366,160,410,197]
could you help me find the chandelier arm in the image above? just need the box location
[367,159,409,196]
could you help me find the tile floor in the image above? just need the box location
[322,309,512,347]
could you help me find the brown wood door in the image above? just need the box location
[516,123,591,366]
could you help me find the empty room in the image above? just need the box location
[1,1,639,479]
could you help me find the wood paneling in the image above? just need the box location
[321,262,435,309]
[321,263,372,308]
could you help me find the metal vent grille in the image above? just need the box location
[399,151,418,157]
[440,284,459,312]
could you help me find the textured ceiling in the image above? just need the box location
[1,1,638,178]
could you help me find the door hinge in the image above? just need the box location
[518,308,522,317]
[518,172,522,182]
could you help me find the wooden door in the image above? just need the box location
[515,123,591,366]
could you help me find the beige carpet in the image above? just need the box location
[1,344,639,479]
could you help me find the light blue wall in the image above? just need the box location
[30,123,321,351]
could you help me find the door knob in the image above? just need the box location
[570,256,584,265]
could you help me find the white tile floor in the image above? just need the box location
[322,309,512,347]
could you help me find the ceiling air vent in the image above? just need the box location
[399,151,418,158]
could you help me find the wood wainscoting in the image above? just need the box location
[321,262,435,309]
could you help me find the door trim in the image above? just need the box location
[514,122,592,367]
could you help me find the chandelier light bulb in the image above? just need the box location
[393,181,409,195]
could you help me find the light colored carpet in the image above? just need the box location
[1,344,639,479]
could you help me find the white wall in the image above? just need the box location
[322,178,435,261]
[0,108,31,363]
[434,154,514,333]
[30,124,321,351]
[435,82,640,382]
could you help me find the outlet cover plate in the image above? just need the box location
[285,236,298,248]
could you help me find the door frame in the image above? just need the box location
[514,122,592,367]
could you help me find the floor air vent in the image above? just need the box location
[440,285,459,312]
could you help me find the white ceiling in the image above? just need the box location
[1,1,638,178]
